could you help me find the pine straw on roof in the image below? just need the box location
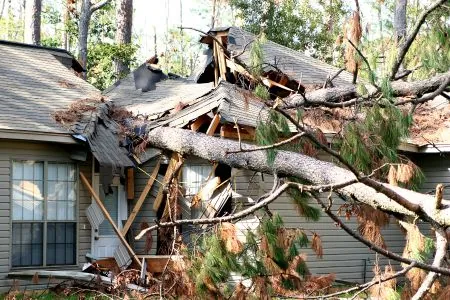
[408,99,450,145]
[53,94,106,124]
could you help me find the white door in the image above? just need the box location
[91,175,127,258]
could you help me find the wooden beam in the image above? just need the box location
[216,39,227,80]
[206,113,221,136]
[126,168,135,200]
[190,114,211,132]
[153,153,180,212]
[80,172,142,268]
[213,42,219,86]
[220,124,255,141]
[225,59,294,92]
[137,255,183,273]
[122,158,162,236]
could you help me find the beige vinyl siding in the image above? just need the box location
[232,168,406,283]
[0,140,92,292]
[130,158,160,255]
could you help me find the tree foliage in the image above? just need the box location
[230,0,349,62]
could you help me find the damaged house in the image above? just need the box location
[0,26,449,291]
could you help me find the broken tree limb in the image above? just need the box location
[143,126,450,226]
[282,71,450,108]
[80,172,142,268]
[122,158,162,236]
[153,153,180,211]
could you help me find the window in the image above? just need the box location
[181,164,213,196]
[12,161,77,267]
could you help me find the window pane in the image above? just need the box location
[57,164,68,180]
[22,201,34,220]
[55,223,65,243]
[34,181,43,201]
[12,180,23,200]
[11,245,21,266]
[48,181,57,200]
[33,163,43,181]
[57,182,68,200]
[23,163,33,180]
[32,244,43,266]
[67,201,75,220]
[47,200,57,220]
[57,201,67,220]
[12,223,43,267]
[12,200,22,220]
[12,162,23,180]
[47,244,55,265]
[67,182,76,201]
[65,244,75,265]
[47,223,55,243]
[48,164,57,180]
[47,222,76,266]
[68,165,76,181]
[34,201,43,220]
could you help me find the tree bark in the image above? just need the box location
[24,0,41,45]
[144,126,450,226]
[78,0,92,78]
[114,0,133,78]
[282,71,450,108]
[78,0,111,79]
[394,0,407,44]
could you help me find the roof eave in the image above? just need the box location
[0,129,78,144]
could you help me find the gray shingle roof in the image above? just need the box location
[105,69,214,118]
[0,42,98,135]
[215,27,354,86]
[0,42,132,168]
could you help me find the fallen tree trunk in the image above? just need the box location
[283,71,450,108]
[145,126,450,226]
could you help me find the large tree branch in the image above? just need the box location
[282,71,450,108]
[90,0,111,13]
[135,179,358,240]
[144,127,450,225]
[390,0,449,79]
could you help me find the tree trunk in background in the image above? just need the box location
[114,0,133,79]
[78,0,92,79]
[394,0,407,43]
[24,0,41,45]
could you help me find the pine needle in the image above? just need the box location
[219,222,243,254]
[311,233,323,258]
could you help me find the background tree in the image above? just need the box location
[114,0,133,78]
[78,0,112,78]
[230,0,349,62]
[24,0,41,45]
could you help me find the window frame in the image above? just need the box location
[10,158,79,269]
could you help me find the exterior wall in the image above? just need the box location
[0,140,92,292]
[246,170,405,283]
[131,158,160,255]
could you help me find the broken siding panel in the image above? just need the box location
[0,140,91,292]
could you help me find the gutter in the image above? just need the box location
[0,129,78,144]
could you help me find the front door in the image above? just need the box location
[91,174,127,258]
